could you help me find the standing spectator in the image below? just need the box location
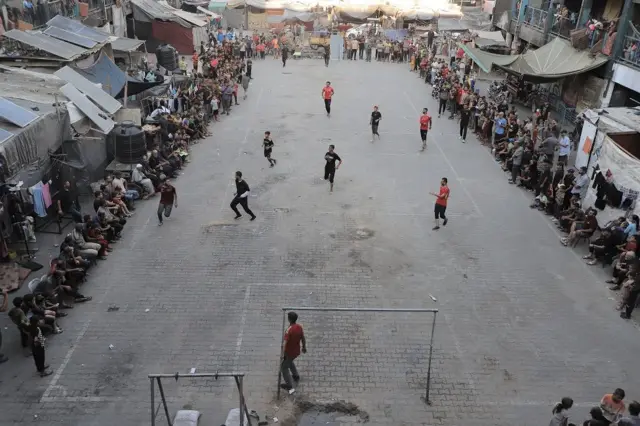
[509,141,524,184]
[558,130,571,165]
[459,103,471,142]
[617,400,640,426]
[280,311,306,391]
[28,316,52,377]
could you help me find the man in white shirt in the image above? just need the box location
[558,129,571,165]
[149,100,170,119]
[570,166,590,199]
[110,172,139,202]
[132,164,155,197]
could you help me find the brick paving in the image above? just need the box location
[0,58,638,426]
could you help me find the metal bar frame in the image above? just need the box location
[276,307,438,404]
[149,372,250,426]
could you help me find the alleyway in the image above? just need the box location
[0,58,636,426]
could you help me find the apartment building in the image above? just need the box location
[491,0,640,111]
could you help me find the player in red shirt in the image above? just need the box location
[419,108,432,150]
[321,81,334,116]
[280,311,306,391]
[430,177,449,230]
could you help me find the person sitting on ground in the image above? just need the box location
[97,199,126,234]
[132,164,155,197]
[95,188,124,217]
[149,149,176,178]
[83,218,111,254]
[111,172,139,204]
[561,208,598,246]
[71,223,104,260]
[51,259,92,304]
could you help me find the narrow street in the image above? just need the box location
[0,57,637,426]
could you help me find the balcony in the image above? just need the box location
[620,34,640,69]
[550,14,578,39]
[522,6,548,30]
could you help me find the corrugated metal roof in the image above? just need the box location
[46,15,110,43]
[55,66,122,114]
[3,29,87,60]
[60,84,114,134]
[43,26,99,49]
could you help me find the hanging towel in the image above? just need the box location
[42,183,52,208]
[31,183,47,217]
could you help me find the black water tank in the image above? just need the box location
[112,122,147,164]
[156,44,178,71]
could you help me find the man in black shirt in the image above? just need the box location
[230,171,256,221]
[370,106,382,141]
[282,46,288,68]
[58,181,83,223]
[459,104,470,142]
[323,144,342,192]
[263,131,276,167]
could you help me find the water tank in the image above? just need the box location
[156,44,178,71]
[111,122,147,164]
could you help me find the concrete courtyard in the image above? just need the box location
[0,57,638,426]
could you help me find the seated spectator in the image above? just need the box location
[608,251,636,289]
[57,180,83,223]
[561,209,598,246]
[583,228,617,265]
[70,223,103,260]
[583,407,610,426]
[148,150,176,178]
[110,172,139,203]
[96,200,126,236]
[50,260,92,304]
[83,218,111,256]
[617,400,640,426]
[600,389,626,422]
[624,215,639,239]
[95,189,125,217]
[132,164,155,197]
[22,294,62,334]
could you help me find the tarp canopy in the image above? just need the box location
[401,9,435,22]
[72,51,126,97]
[458,43,517,73]
[472,30,506,48]
[130,0,191,26]
[438,17,472,32]
[497,37,609,82]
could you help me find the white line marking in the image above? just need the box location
[233,285,251,368]
[476,400,599,408]
[403,91,484,218]
[41,319,92,401]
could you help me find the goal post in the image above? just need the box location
[276,307,439,404]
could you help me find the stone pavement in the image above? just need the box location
[0,57,638,426]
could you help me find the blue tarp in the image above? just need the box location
[72,52,126,97]
[383,29,408,41]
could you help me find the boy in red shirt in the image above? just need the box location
[430,177,449,230]
[419,108,432,150]
[280,311,306,391]
[321,81,334,116]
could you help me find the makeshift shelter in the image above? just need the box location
[130,0,208,54]
[460,37,609,81]
[472,30,507,49]
[400,8,435,24]
[333,5,398,24]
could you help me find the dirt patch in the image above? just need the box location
[280,400,370,426]
[202,222,239,233]
[349,228,375,241]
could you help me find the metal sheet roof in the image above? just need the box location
[55,66,122,114]
[60,84,114,134]
[3,29,87,60]
[46,15,110,43]
[43,26,99,49]
[0,97,41,127]
[0,128,14,144]
[109,37,145,53]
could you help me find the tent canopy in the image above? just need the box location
[461,37,609,80]
[472,30,506,48]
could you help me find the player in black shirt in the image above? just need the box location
[370,106,382,141]
[323,144,342,192]
[263,131,276,167]
[459,104,471,142]
[230,171,256,221]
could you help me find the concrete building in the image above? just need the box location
[492,0,640,112]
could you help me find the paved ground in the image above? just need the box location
[0,57,638,426]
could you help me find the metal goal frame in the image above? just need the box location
[149,371,251,426]
[276,307,439,404]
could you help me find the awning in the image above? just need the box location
[438,18,472,32]
[472,30,507,48]
[67,51,126,98]
[496,37,609,82]
[459,43,517,73]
